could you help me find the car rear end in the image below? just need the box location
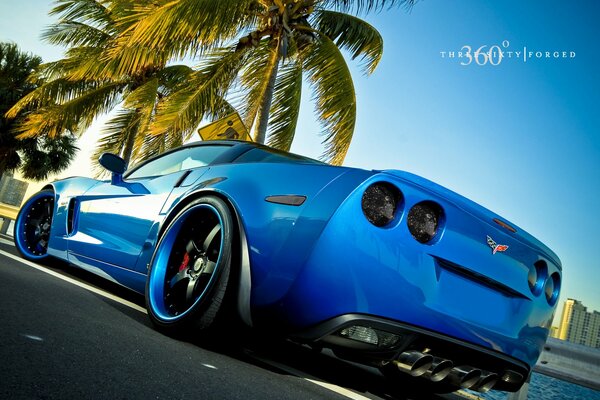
[281,170,561,392]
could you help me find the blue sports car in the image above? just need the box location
[14,140,561,394]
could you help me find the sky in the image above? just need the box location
[1,0,599,323]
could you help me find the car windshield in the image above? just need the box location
[126,145,231,179]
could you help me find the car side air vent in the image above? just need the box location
[67,198,78,235]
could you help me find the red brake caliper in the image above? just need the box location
[178,253,190,272]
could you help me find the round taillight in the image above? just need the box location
[361,182,402,227]
[545,272,561,306]
[407,201,443,243]
[528,261,547,296]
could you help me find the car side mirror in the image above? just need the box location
[99,153,126,184]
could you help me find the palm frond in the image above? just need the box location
[5,78,108,118]
[105,43,170,79]
[117,0,256,60]
[49,0,113,29]
[123,78,160,160]
[29,58,87,82]
[311,10,383,74]
[20,135,79,181]
[92,108,138,176]
[124,77,158,110]
[266,60,303,151]
[55,46,114,80]
[138,130,185,162]
[317,0,416,14]
[158,65,194,94]
[302,35,356,165]
[149,46,248,141]
[13,81,124,138]
[42,20,112,48]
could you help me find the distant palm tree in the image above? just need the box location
[6,0,208,168]
[0,42,77,181]
[113,0,415,165]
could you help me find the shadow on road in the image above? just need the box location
[0,240,465,400]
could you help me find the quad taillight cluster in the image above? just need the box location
[362,182,560,305]
[361,182,444,244]
[528,260,560,305]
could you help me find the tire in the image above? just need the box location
[14,189,55,261]
[146,195,233,335]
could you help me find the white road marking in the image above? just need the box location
[22,334,44,341]
[1,238,13,246]
[305,379,374,400]
[0,249,147,314]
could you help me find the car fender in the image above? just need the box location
[43,177,102,258]
[141,163,374,326]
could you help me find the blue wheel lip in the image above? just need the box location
[14,191,54,260]
[148,203,224,322]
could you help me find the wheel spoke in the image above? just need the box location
[201,261,216,276]
[36,239,48,252]
[185,239,200,255]
[185,278,197,304]
[202,224,221,253]
[169,269,189,289]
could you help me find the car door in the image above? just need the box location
[66,145,232,272]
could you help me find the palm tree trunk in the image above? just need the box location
[254,40,282,144]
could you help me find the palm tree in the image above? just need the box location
[0,42,77,181]
[112,0,415,165]
[6,0,205,169]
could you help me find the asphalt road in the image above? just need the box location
[0,236,468,400]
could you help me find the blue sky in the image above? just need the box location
[1,0,599,322]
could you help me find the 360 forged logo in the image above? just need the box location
[440,40,576,66]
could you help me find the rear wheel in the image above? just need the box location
[146,196,233,334]
[14,190,55,261]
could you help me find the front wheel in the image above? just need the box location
[14,189,55,261]
[146,196,233,334]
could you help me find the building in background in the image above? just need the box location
[0,172,29,207]
[558,298,600,348]
[0,172,29,235]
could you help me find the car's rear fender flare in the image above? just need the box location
[158,188,253,328]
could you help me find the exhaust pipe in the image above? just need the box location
[447,366,482,389]
[393,351,433,377]
[472,372,499,393]
[422,357,453,382]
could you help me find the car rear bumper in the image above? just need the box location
[290,313,529,392]
[273,173,557,373]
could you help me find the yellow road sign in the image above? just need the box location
[197,113,251,142]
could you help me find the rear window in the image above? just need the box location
[234,147,323,165]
